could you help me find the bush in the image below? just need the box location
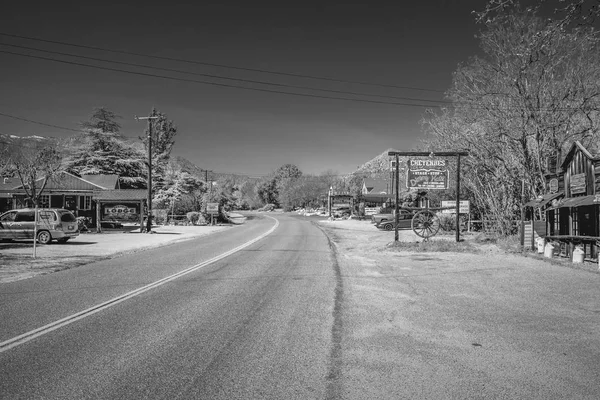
[186,211,201,225]
[258,203,276,212]
[438,213,468,232]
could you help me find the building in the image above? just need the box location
[544,141,600,259]
[0,172,147,231]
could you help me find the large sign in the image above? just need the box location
[570,173,586,195]
[102,203,140,222]
[364,207,380,216]
[441,200,470,214]
[407,158,448,190]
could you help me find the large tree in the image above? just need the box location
[422,2,600,234]
[140,108,177,192]
[65,107,146,188]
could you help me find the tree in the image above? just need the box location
[6,137,63,256]
[65,107,146,188]
[422,2,600,234]
[140,108,177,192]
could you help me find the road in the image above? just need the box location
[2,213,600,399]
[0,213,340,399]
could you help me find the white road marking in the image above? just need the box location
[0,216,279,353]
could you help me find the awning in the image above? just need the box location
[549,194,600,209]
[524,192,563,208]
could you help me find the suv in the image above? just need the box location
[372,208,414,231]
[0,208,79,244]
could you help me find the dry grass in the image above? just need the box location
[384,239,479,253]
[0,254,106,283]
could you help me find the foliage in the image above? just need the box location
[140,108,177,191]
[422,2,600,235]
[6,137,63,207]
[65,107,146,188]
[186,211,201,225]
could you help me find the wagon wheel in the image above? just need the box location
[411,210,441,239]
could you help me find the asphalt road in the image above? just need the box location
[0,213,339,399]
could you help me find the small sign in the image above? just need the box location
[364,207,380,216]
[206,203,220,215]
[570,173,586,195]
[441,200,470,214]
[549,178,559,194]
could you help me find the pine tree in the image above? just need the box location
[65,107,146,188]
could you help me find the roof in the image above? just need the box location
[524,192,564,208]
[81,175,120,190]
[561,141,599,169]
[93,189,147,201]
[362,178,390,195]
[549,194,600,209]
[0,177,21,192]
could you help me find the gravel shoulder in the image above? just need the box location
[314,217,600,398]
[0,225,230,283]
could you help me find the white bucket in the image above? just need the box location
[572,246,584,264]
[536,238,545,254]
[544,243,555,258]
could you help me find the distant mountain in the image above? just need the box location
[349,148,410,180]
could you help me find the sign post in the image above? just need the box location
[388,151,468,242]
[206,202,219,226]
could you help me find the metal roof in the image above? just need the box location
[93,189,147,201]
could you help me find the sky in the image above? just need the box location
[0,0,486,177]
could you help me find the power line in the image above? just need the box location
[0,50,443,108]
[0,32,445,94]
[0,42,449,105]
[0,112,81,132]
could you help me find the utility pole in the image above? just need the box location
[135,114,159,233]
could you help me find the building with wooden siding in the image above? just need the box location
[544,141,600,259]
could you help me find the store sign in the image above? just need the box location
[440,200,470,214]
[570,173,586,195]
[407,158,448,190]
[549,178,559,194]
[206,203,220,215]
[102,203,140,222]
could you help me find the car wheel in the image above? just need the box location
[383,223,394,231]
[37,230,52,244]
[57,238,69,244]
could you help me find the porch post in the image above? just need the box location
[96,200,102,233]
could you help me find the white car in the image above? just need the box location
[0,208,80,244]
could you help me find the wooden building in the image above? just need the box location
[0,172,147,231]
[544,141,600,259]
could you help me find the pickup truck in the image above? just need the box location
[372,208,414,230]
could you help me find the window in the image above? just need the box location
[79,195,92,210]
[39,211,57,222]
[14,211,35,222]
[39,195,50,208]
[0,211,17,222]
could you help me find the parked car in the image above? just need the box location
[372,208,414,231]
[332,206,351,218]
[0,208,79,244]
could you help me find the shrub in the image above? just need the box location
[186,211,201,225]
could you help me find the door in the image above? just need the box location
[13,210,36,239]
[0,211,18,240]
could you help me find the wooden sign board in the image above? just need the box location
[570,173,586,195]
[441,200,470,214]
[206,203,220,215]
